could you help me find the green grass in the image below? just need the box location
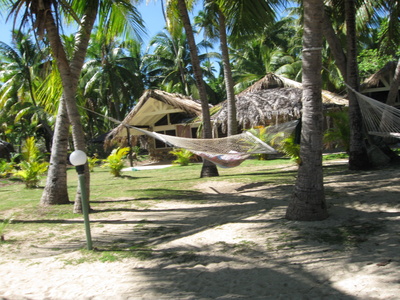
[1,158,296,218]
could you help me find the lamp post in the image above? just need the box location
[70,150,93,250]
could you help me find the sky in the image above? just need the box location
[0,1,168,45]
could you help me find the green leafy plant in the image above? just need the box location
[246,127,274,160]
[272,134,301,165]
[102,147,130,177]
[14,161,49,188]
[0,159,14,178]
[14,137,48,188]
[88,154,100,172]
[170,148,194,166]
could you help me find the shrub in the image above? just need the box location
[102,147,130,177]
[14,160,49,188]
[88,154,100,172]
[13,137,48,188]
[277,135,301,165]
[0,159,14,178]
[170,148,194,166]
[246,127,274,160]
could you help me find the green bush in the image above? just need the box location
[88,154,100,172]
[0,159,14,178]
[14,161,49,188]
[277,135,301,165]
[13,137,48,188]
[170,148,194,166]
[246,127,273,160]
[102,147,130,177]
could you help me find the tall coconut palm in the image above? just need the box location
[0,34,53,151]
[81,33,145,126]
[320,0,397,169]
[144,30,201,93]
[197,0,279,135]
[3,0,145,212]
[344,0,370,170]
[173,0,219,177]
[286,0,328,221]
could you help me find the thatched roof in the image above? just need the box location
[213,88,303,131]
[105,89,203,145]
[238,73,348,105]
[212,73,348,132]
[360,61,398,92]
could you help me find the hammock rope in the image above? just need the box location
[125,125,277,168]
[346,85,400,139]
[83,106,292,167]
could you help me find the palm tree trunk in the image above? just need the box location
[40,97,70,205]
[386,59,400,105]
[286,0,328,221]
[177,0,219,177]
[321,16,347,80]
[217,9,237,136]
[41,1,98,212]
[345,0,370,170]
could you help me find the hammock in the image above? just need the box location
[349,86,400,139]
[129,125,277,168]
[86,107,298,168]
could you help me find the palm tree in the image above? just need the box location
[229,16,302,92]
[0,34,53,151]
[286,0,328,221]
[174,0,219,177]
[3,0,145,212]
[344,0,370,170]
[320,0,397,170]
[197,0,280,135]
[81,32,145,127]
[143,30,197,95]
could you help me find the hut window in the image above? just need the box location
[169,112,191,124]
[154,130,176,149]
[166,130,176,136]
[155,115,168,126]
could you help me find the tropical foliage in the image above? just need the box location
[14,137,49,188]
[102,147,130,177]
[170,148,194,166]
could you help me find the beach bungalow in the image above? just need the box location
[212,73,348,134]
[360,61,400,107]
[105,89,206,160]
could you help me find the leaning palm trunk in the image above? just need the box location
[40,98,70,205]
[218,9,237,136]
[386,58,400,106]
[40,0,98,212]
[177,0,219,177]
[345,0,370,170]
[321,16,347,80]
[286,0,328,221]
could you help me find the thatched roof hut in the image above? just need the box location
[212,73,348,132]
[361,61,397,91]
[360,61,400,105]
[105,89,205,158]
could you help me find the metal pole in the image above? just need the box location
[76,165,93,250]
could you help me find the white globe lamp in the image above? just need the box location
[70,150,87,166]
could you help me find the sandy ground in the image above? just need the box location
[0,159,399,300]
